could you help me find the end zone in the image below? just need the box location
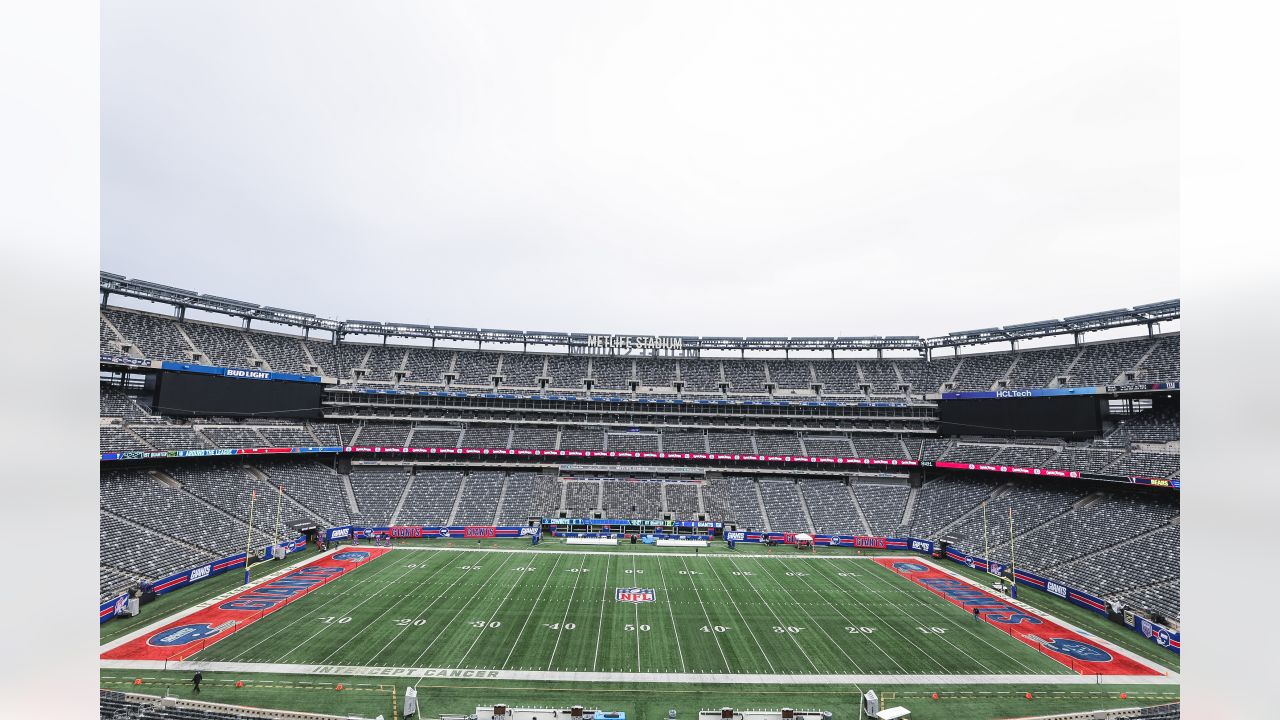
[102,548,390,662]
[874,557,1164,677]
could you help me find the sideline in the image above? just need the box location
[98,659,1178,686]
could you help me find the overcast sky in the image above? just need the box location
[102,1,1176,339]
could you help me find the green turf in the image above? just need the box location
[194,548,1072,675]
[101,670,1181,720]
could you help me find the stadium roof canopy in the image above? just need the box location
[100,272,1179,353]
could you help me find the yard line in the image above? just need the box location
[846,559,1045,674]
[744,556,867,674]
[806,558,1001,674]
[753,555,904,672]
[217,552,416,663]
[699,555,777,674]
[320,552,461,664]
[406,552,519,673]
[591,555,612,672]
[654,555,688,673]
[275,557,440,664]
[499,554,565,669]
[545,554,587,670]
[630,554,642,672]
[456,553,548,669]
[722,556,819,674]
[670,556,732,666]
[371,550,498,661]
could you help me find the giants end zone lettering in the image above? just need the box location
[220,566,344,611]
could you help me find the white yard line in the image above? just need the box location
[843,558,1043,674]
[545,555,587,670]
[700,555,779,674]
[675,555,731,671]
[406,552,519,674]
[809,558,1014,675]
[723,556,819,674]
[745,556,867,674]
[758,555,903,672]
[498,554,565,669]
[591,555,612,672]
[100,658,1180,686]
[372,551,485,662]
[655,554,688,673]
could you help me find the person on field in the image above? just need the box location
[192,671,202,693]
[973,607,981,622]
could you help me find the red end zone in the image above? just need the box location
[873,558,1158,676]
[102,547,389,662]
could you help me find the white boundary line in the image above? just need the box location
[98,659,1179,686]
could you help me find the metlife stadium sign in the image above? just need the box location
[585,335,683,352]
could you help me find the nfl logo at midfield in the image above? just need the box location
[616,587,656,603]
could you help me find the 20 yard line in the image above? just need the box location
[844,560,1043,674]
[406,552,519,672]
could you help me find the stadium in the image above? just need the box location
[98,272,1181,720]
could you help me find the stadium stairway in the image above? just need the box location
[753,480,772,532]
[388,474,414,526]
[445,474,467,525]
[901,485,920,527]
[340,472,359,518]
[846,484,873,534]
[794,483,817,533]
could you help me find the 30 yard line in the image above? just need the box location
[499,553,565,669]
[406,552,519,672]
[745,556,866,674]
[375,551,505,663]
[755,555,903,673]
[723,555,818,674]
[456,552,549,669]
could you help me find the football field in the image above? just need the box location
[103,545,1175,681]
